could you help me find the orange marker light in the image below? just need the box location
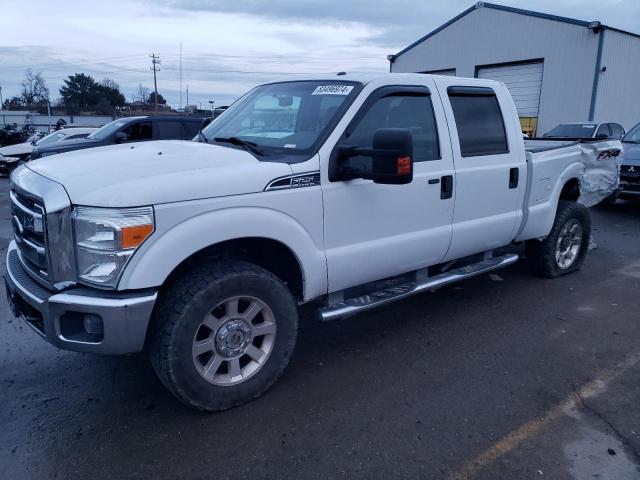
[396,156,411,175]
[121,224,154,249]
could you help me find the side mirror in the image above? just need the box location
[337,128,414,185]
[115,132,128,143]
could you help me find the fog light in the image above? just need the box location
[59,312,104,343]
[83,314,104,338]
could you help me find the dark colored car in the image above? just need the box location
[30,116,205,160]
[618,122,640,200]
[543,122,625,140]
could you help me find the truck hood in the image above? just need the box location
[0,141,33,157]
[26,140,293,207]
[622,142,640,166]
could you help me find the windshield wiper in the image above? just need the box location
[197,131,209,143]
[214,136,264,156]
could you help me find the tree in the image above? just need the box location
[60,73,100,111]
[95,97,114,115]
[99,78,125,107]
[147,92,167,105]
[134,84,150,103]
[58,73,125,112]
[2,96,25,110]
[20,69,49,110]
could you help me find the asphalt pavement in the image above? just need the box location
[1,176,639,479]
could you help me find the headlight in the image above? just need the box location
[74,206,154,288]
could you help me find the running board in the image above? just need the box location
[319,253,519,321]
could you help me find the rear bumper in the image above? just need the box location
[4,241,157,354]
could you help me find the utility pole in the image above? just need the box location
[186,84,189,106]
[179,42,182,110]
[150,53,161,113]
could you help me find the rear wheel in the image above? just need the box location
[148,261,298,411]
[527,200,591,278]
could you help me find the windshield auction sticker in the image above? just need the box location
[312,85,354,95]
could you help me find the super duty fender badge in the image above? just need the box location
[265,172,321,191]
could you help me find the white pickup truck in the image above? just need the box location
[4,74,621,411]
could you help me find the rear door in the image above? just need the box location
[321,78,456,292]
[435,79,526,260]
[154,120,185,140]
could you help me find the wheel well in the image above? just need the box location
[162,237,304,300]
[560,178,580,202]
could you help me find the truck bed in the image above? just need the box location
[526,137,621,209]
[524,139,581,153]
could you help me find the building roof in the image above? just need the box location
[390,2,640,60]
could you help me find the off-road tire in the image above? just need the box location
[147,261,298,411]
[527,200,591,278]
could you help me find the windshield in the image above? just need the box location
[201,81,360,155]
[35,131,67,147]
[623,123,640,143]
[544,124,596,138]
[88,118,140,140]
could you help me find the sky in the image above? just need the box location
[1,0,639,109]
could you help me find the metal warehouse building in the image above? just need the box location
[388,2,640,136]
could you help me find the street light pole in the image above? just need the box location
[209,100,215,118]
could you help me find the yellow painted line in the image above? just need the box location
[449,351,640,480]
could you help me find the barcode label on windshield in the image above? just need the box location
[312,85,354,96]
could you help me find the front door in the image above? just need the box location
[321,79,456,293]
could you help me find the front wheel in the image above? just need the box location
[527,200,591,278]
[147,261,299,411]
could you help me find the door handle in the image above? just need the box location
[509,167,519,189]
[441,175,453,199]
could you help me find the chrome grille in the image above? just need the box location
[10,187,49,280]
[621,165,640,178]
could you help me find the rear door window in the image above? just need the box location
[182,121,201,139]
[155,121,184,140]
[610,124,624,138]
[447,87,508,157]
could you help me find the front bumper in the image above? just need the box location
[4,241,157,354]
[619,168,640,198]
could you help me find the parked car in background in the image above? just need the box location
[30,116,206,160]
[0,127,97,175]
[543,122,625,140]
[618,121,640,200]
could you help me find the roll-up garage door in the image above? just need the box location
[477,61,543,136]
